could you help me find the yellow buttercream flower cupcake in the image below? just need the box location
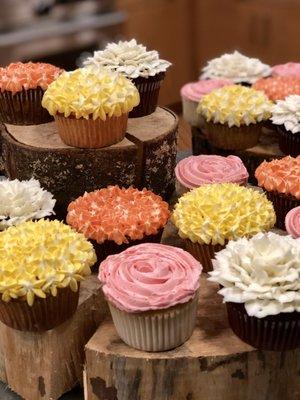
[197,85,272,150]
[42,67,140,149]
[0,219,96,331]
[172,183,276,272]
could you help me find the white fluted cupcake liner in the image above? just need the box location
[182,98,205,128]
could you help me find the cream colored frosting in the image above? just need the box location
[83,39,171,79]
[0,179,55,230]
[271,95,300,134]
[209,232,300,318]
[201,51,271,83]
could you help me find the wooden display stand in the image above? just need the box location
[0,275,108,400]
[0,107,178,217]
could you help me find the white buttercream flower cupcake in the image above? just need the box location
[209,232,300,351]
[84,39,171,118]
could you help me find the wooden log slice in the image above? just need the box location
[0,107,178,217]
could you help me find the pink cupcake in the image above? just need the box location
[272,62,300,79]
[285,206,300,238]
[175,155,249,194]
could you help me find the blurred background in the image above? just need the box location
[0,0,298,112]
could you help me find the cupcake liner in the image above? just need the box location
[265,190,300,230]
[278,126,300,157]
[54,113,128,149]
[129,72,165,118]
[108,290,199,351]
[204,121,263,150]
[184,239,225,272]
[0,88,53,125]
[182,98,205,128]
[175,179,190,196]
[226,302,300,351]
[0,286,80,331]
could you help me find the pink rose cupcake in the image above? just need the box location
[272,62,300,79]
[180,79,231,127]
[99,243,202,351]
[175,155,248,194]
[285,206,300,238]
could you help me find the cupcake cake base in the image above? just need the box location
[265,190,300,230]
[278,126,300,157]
[184,239,225,272]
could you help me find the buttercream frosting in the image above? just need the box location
[255,156,300,199]
[272,62,300,79]
[67,186,170,245]
[0,219,96,305]
[209,232,300,318]
[0,62,62,95]
[197,85,272,127]
[172,183,275,245]
[42,67,140,120]
[0,178,55,230]
[99,243,201,312]
[175,155,248,189]
[180,79,231,102]
[200,51,271,83]
[271,95,300,133]
[83,39,171,79]
[285,206,300,238]
[253,76,300,101]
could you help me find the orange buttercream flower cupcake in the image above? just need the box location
[253,76,300,101]
[255,156,300,229]
[0,62,62,125]
[66,186,170,261]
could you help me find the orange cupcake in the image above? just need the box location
[253,76,300,101]
[0,62,62,125]
[66,186,170,261]
[255,156,300,229]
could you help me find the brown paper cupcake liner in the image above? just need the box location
[0,286,80,331]
[184,239,225,272]
[278,126,300,157]
[54,113,128,149]
[0,87,53,125]
[226,302,300,351]
[264,190,300,230]
[204,121,263,151]
[108,290,198,351]
[129,72,165,118]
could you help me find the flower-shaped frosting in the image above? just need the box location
[0,220,96,305]
[180,79,231,102]
[99,243,201,312]
[209,232,300,318]
[67,186,170,245]
[175,155,248,189]
[42,67,140,120]
[0,178,55,231]
[200,51,271,83]
[253,76,300,101]
[83,39,171,79]
[197,85,272,127]
[271,95,300,134]
[0,62,62,95]
[272,62,300,79]
[172,183,275,245]
[255,156,300,199]
[285,207,300,238]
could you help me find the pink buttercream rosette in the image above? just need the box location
[285,206,300,238]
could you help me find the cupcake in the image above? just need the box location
[0,219,96,331]
[172,183,275,272]
[271,95,300,156]
[0,178,55,230]
[200,51,271,85]
[99,243,202,351]
[253,76,300,101]
[66,186,170,261]
[175,155,248,195]
[197,85,272,150]
[209,232,300,351]
[84,39,171,118]
[272,62,300,79]
[255,156,300,229]
[42,68,139,148]
[0,62,62,125]
[285,206,300,238]
[180,79,231,127]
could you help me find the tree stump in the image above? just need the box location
[0,275,108,400]
[192,126,284,185]
[0,107,178,217]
